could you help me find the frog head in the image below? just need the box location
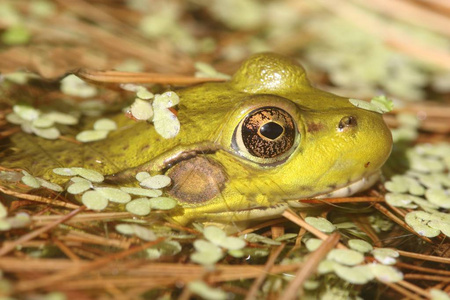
[165,53,392,225]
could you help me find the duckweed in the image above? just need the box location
[348,239,373,253]
[148,197,177,210]
[130,99,153,120]
[95,187,131,203]
[369,264,403,283]
[349,96,393,114]
[67,181,92,195]
[81,190,108,211]
[139,175,171,189]
[125,198,151,216]
[204,226,246,250]
[60,74,97,98]
[191,239,224,265]
[327,249,364,266]
[93,118,117,131]
[75,129,109,143]
[70,168,104,182]
[188,280,227,300]
[136,171,151,182]
[115,224,156,241]
[21,171,40,188]
[372,248,399,265]
[333,264,374,285]
[305,216,336,233]
[36,178,63,192]
[119,187,162,197]
[305,238,323,252]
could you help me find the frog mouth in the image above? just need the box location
[314,170,381,199]
[194,171,382,222]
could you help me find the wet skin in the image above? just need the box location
[3,53,393,226]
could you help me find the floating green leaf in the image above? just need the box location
[243,233,281,245]
[126,198,151,216]
[349,95,393,114]
[152,107,180,139]
[136,172,151,182]
[13,105,39,121]
[71,167,104,183]
[45,112,78,125]
[0,202,7,218]
[21,172,40,188]
[204,226,227,245]
[372,248,399,265]
[348,239,373,253]
[327,249,364,266]
[191,239,223,265]
[95,187,131,203]
[369,264,403,283]
[136,88,154,100]
[115,224,134,235]
[425,188,450,209]
[153,91,180,108]
[36,178,63,192]
[430,289,450,300]
[305,216,336,233]
[148,197,177,210]
[32,117,54,128]
[130,99,153,121]
[31,126,60,140]
[93,118,117,131]
[305,238,323,252]
[333,264,374,285]
[81,190,108,211]
[67,181,92,195]
[188,280,227,300]
[60,75,97,98]
[132,225,157,241]
[76,130,109,143]
[140,175,171,189]
[120,187,162,197]
[53,168,76,176]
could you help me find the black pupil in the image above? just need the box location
[260,122,284,140]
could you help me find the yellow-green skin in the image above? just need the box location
[4,53,392,225]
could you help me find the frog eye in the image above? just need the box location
[234,106,297,162]
[338,116,357,131]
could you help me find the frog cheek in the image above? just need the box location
[164,156,227,204]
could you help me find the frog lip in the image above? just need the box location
[313,170,381,199]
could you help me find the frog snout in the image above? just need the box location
[353,111,393,173]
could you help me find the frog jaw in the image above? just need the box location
[313,170,381,199]
[169,168,382,225]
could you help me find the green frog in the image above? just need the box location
[2,53,392,226]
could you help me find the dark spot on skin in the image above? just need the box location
[307,122,324,133]
[64,158,74,164]
[141,145,150,152]
[365,162,370,168]
[327,184,336,190]
[122,145,129,151]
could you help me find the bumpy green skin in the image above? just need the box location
[3,53,392,225]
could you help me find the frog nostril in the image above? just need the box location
[338,116,357,131]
